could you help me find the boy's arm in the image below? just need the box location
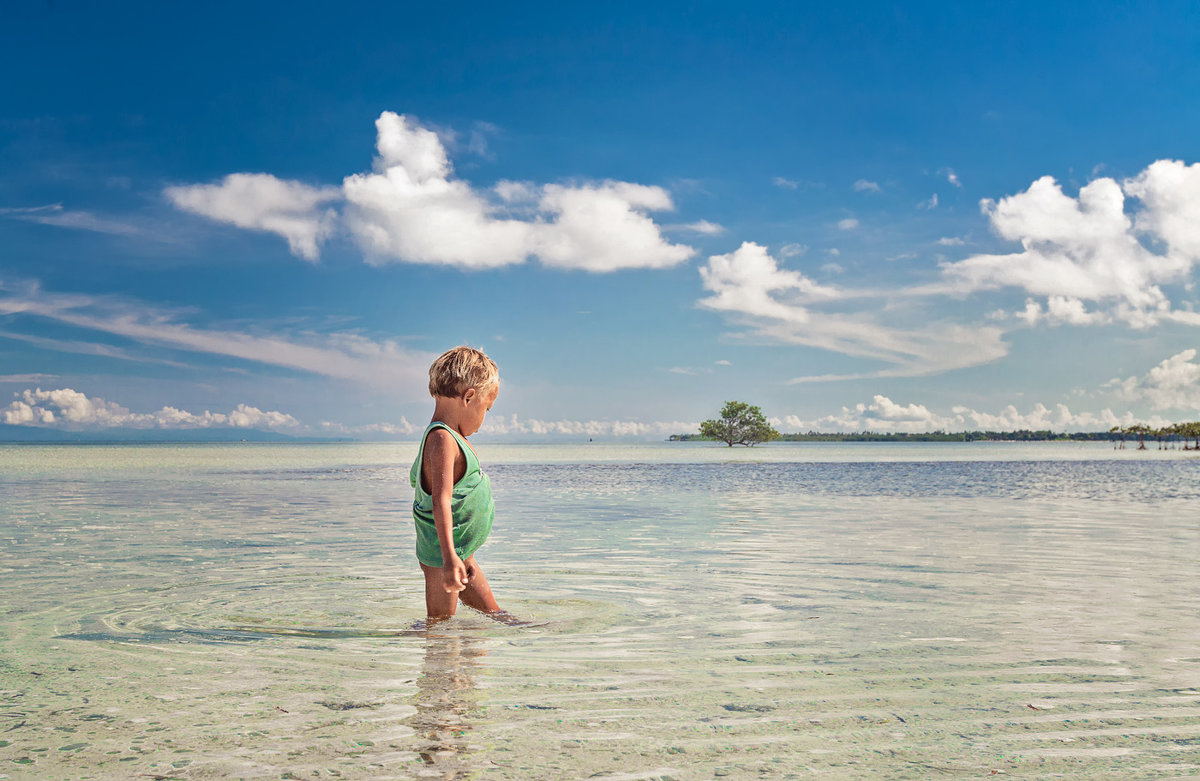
[422,428,470,593]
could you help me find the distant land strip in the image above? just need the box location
[670,430,1184,443]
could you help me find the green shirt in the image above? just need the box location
[410,421,494,567]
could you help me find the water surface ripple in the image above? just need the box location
[1,443,1199,779]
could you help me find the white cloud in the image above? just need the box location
[166,173,339,261]
[320,419,417,437]
[820,262,844,274]
[936,236,966,246]
[0,204,147,237]
[772,176,799,190]
[920,193,939,210]
[673,220,725,235]
[820,398,950,434]
[779,243,808,258]
[0,329,192,369]
[944,168,962,188]
[697,243,1008,377]
[949,402,1157,432]
[837,218,859,231]
[777,394,1165,434]
[2,387,300,430]
[1109,349,1200,412]
[941,167,1200,327]
[0,280,434,392]
[534,181,694,271]
[481,414,697,438]
[342,113,535,268]
[169,111,694,272]
[699,242,840,324]
[0,373,58,383]
[853,179,882,193]
[714,359,732,366]
[1013,296,1109,327]
[1043,296,1107,326]
[1124,159,1200,261]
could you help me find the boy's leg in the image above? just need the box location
[459,556,500,614]
[420,562,459,618]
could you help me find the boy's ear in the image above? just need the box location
[463,387,477,404]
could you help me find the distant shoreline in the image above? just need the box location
[671,431,1131,443]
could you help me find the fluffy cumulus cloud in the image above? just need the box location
[2,388,300,430]
[166,174,339,261]
[943,161,1200,328]
[698,242,1008,377]
[700,242,840,323]
[319,419,417,437]
[776,394,1163,434]
[1015,295,1109,327]
[692,160,1200,378]
[532,181,694,271]
[168,111,693,272]
[481,414,696,438]
[1109,349,1200,412]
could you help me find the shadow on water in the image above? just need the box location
[405,628,487,780]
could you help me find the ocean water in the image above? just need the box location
[2,441,1200,779]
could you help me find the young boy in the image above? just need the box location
[410,346,502,619]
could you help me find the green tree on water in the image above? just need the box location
[699,400,780,447]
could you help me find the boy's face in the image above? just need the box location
[462,385,498,436]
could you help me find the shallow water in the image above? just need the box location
[2,442,1200,779]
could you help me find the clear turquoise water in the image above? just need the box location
[2,442,1200,779]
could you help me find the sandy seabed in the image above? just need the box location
[3,442,1200,779]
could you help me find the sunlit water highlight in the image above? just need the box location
[2,442,1200,779]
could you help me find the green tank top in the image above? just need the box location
[410,421,494,567]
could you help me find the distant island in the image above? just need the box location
[670,429,1169,444]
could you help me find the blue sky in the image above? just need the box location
[3,1,1200,438]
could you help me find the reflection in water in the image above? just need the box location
[408,627,487,779]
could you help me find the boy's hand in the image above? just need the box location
[441,556,470,593]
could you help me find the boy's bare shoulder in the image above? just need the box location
[423,427,458,456]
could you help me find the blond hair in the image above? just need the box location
[428,346,499,398]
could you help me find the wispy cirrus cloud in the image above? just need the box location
[0,373,58,384]
[696,242,1009,379]
[0,204,147,237]
[0,329,193,369]
[0,279,434,393]
[666,219,725,235]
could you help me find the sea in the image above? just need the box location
[2,441,1199,780]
